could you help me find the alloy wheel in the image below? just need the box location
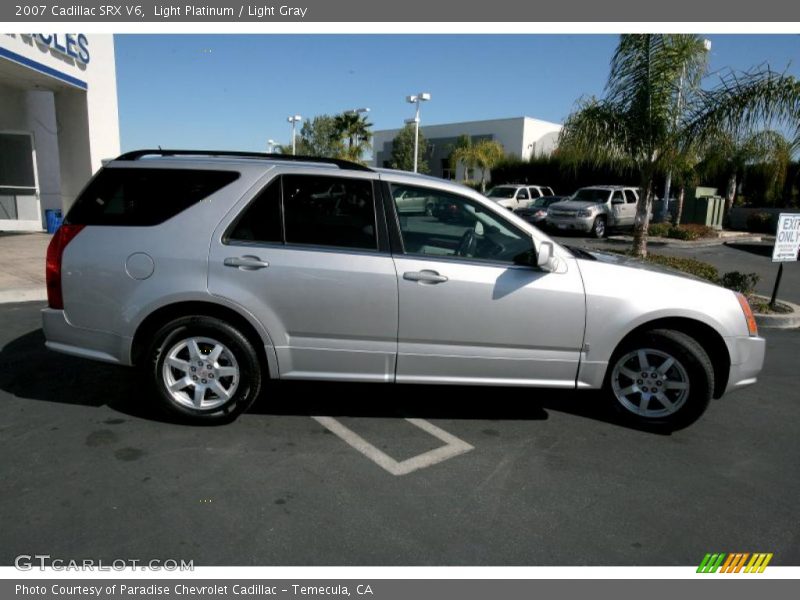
[611,348,690,418]
[161,336,240,411]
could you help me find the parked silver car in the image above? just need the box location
[43,151,764,429]
[546,185,639,238]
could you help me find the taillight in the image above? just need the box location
[46,224,84,310]
[735,292,758,337]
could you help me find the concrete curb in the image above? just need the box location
[0,288,47,304]
[606,233,765,248]
[753,296,800,330]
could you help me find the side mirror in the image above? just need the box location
[536,241,554,270]
[513,240,555,271]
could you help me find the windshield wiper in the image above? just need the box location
[563,245,597,260]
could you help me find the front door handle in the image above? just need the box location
[403,270,448,284]
[224,255,270,270]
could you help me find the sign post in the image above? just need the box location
[769,213,800,308]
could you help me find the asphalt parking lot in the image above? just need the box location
[1,301,798,566]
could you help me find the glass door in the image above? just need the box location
[0,132,42,231]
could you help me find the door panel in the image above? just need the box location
[393,257,585,385]
[208,173,398,382]
[387,181,586,387]
[209,246,398,381]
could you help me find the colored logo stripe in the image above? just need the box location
[697,553,773,573]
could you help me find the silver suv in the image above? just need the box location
[546,186,639,238]
[43,150,764,429]
[486,184,555,211]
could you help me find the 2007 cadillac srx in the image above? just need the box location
[42,150,765,428]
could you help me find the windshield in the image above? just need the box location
[531,198,550,208]
[571,188,611,203]
[487,187,516,199]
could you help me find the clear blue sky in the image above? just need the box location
[115,34,799,152]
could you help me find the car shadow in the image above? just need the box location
[725,242,774,258]
[0,328,671,434]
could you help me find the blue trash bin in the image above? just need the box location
[45,209,63,233]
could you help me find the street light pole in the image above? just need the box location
[267,139,276,153]
[406,93,431,173]
[287,115,302,155]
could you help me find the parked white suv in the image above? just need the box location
[486,184,555,210]
[546,186,639,238]
[42,151,764,429]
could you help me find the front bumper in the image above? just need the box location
[724,335,766,394]
[42,308,132,365]
[546,215,595,232]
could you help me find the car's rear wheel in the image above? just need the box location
[147,316,262,423]
[591,216,606,238]
[605,329,713,430]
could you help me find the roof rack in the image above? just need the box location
[114,149,373,172]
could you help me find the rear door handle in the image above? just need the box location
[224,255,270,270]
[403,270,448,284]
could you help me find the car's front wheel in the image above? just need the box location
[591,216,606,238]
[605,329,714,430]
[147,316,263,423]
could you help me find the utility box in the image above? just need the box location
[683,187,725,230]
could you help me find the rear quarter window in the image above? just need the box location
[66,168,240,226]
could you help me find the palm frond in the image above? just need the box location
[686,68,800,147]
[558,97,635,169]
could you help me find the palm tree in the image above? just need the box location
[450,135,506,192]
[559,34,800,257]
[704,130,796,213]
[333,112,373,163]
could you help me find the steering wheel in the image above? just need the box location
[456,228,478,257]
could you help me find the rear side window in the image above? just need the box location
[282,175,377,250]
[228,178,282,243]
[66,168,239,226]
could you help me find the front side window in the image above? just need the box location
[282,175,377,250]
[391,184,532,264]
[517,189,530,200]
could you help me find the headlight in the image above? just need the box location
[578,208,594,217]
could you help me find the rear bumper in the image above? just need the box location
[41,308,132,366]
[724,335,766,394]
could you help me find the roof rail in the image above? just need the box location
[114,149,373,172]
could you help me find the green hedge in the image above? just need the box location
[491,156,638,194]
[647,223,714,240]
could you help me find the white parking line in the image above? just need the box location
[312,416,474,476]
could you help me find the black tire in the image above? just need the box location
[604,329,714,431]
[591,216,607,238]
[147,316,263,424]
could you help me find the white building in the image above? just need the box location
[372,116,562,181]
[0,34,120,231]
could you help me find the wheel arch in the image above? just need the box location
[130,300,278,378]
[610,317,730,399]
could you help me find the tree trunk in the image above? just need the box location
[673,186,686,226]
[632,179,655,258]
[480,170,487,193]
[724,172,737,216]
